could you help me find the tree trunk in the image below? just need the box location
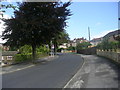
[32,44,36,62]
[48,43,51,51]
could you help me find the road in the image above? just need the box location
[65,55,120,88]
[2,53,84,88]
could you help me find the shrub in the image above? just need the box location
[67,46,75,50]
[14,53,32,63]
[19,45,32,54]
[36,45,49,53]
[97,39,120,51]
[36,52,48,58]
[76,42,91,50]
[57,48,65,52]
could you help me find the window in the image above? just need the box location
[7,56,13,60]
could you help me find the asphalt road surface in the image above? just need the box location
[2,53,83,88]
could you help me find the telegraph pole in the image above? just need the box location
[88,27,91,41]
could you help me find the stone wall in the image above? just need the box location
[77,47,96,55]
[97,50,120,63]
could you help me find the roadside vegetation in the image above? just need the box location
[67,46,75,51]
[97,38,120,52]
[76,42,91,50]
[1,1,72,63]
[14,45,49,63]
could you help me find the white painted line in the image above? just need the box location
[63,57,85,88]
[1,65,35,75]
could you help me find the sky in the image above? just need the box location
[66,2,118,40]
[0,1,119,43]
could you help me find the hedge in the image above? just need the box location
[14,52,48,63]
[14,53,32,63]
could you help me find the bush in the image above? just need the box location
[36,45,49,53]
[67,46,75,50]
[57,48,65,52]
[76,42,91,50]
[19,45,32,54]
[36,52,48,58]
[14,53,32,63]
[97,39,120,51]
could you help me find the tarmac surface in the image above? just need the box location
[2,53,83,88]
[65,54,120,88]
[1,55,58,74]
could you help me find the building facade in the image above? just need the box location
[90,38,102,46]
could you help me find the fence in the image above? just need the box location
[97,50,120,63]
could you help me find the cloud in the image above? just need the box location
[95,22,102,26]
[0,14,10,43]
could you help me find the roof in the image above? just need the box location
[74,37,87,41]
[2,51,18,56]
[103,30,120,38]
[90,38,102,42]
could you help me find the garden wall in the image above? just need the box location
[97,50,120,63]
[77,47,96,55]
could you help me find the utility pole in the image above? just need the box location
[88,27,91,41]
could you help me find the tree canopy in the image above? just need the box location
[76,42,91,50]
[2,2,71,60]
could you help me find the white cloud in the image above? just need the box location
[91,29,118,39]
[0,14,10,43]
[95,22,102,26]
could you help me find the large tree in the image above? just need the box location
[2,2,71,60]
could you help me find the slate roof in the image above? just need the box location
[103,30,120,38]
[90,38,102,42]
[2,51,18,56]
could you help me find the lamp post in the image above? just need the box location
[75,39,77,53]
[50,38,54,57]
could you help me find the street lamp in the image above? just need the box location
[50,38,54,57]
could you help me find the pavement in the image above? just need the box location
[1,55,58,75]
[64,54,120,88]
[2,53,83,88]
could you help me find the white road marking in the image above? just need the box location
[1,65,35,75]
[63,57,85,88]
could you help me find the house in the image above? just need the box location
[103,30,120,42]
[0,43,10,51]
[2,51,18,65]
[90,37,102,46]
[89,30,120,47]
[75,37,88,44]
[71,40,77,47]
[67,37,88,47]
[59,43,67,49]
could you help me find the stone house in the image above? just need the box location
[103,30,120,42]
